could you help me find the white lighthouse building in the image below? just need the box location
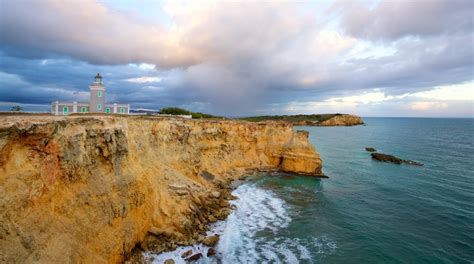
[51,73,130,115]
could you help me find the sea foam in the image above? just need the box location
[148,182,334,263]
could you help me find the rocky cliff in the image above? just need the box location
[315,114,364,126]
[239,113,364,127]
[0,116,322,263]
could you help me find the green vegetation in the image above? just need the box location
[239,113,342,123]
[10,105,23,112]
[159,107,223,119]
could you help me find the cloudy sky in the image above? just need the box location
[0,0,473,117]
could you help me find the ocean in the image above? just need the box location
[151,118,474,263]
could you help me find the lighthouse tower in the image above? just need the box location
[89,73,106,113]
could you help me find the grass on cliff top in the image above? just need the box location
[0,112,52,116]
[159,107,224,119]
[238,113,342,122]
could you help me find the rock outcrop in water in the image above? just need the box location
[371,153,423,166]
[0,115,323,263]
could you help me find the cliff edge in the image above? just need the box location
[315,114,364,126]
[0,116,322,263]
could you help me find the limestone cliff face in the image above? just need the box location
[281,130,322,175]
[316,114,364,126]
[0,116,322,263]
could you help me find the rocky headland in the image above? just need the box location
[0,115,323,263]
[312,114,364,126]
[239,113,364,127]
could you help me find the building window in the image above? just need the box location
[63,106,69,114]
[98,91,102,97]
[105,107,110,113]
[98,104,102,110]
[81,107,87,113]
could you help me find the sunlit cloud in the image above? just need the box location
[0,0,472,116]
[124,77,162,83]
[280,83,474,117]
[407,101,449,111]
[128,63,156,71]
[409,82,474,101]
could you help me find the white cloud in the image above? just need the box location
[409,82,474,101]
[142,86,164,91]
[124,77,162,83]
[128,63,156,71]
[407,101,448,111]
[280,83,473,117]
[1,0,473,116]
[0,71,30,86]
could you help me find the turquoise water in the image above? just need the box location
[295,118,474,263]
[152,118,474,263]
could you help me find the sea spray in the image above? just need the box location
[217,184,292,263]
[148,179,336,263]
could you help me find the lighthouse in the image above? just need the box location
[89,73,106,113]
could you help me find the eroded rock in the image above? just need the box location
[164,259,175,264]
[181,249,193,258]
[371,153,423,166]
[200,171,215,181]
[202,235,219,247]
[186,253,203,261]
[0,115,323,263]
[207,248,216,257]
[371,153,403,164]
[316,114,364,126]
[280,130,323,176]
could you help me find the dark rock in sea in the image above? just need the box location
[404,160,424,166]
[181,249,193,258]
[371,153,423,166]
[207,248,216,257]
[186,253,203,261]
[371,153,403,164]
[365,147,377,152]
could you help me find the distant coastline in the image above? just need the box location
[0,110,365,127]
[239,113,365,126]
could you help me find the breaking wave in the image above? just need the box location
[148,182,336,263]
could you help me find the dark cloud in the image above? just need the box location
[337,0,473,40]
[0,0,199,68]
[0,0,473,116]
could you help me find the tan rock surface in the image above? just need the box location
[316,114,364,126]
[0,115,323,263]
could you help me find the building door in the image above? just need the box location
[63,106,69,115]
[105,107,110,113]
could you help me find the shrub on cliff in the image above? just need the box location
[159,107,223,119]
[159,107,191,115]
[10,105,23,112]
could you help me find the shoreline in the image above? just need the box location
[129,172,245,263]
[136,170,325,263]
[128,168,328,262]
